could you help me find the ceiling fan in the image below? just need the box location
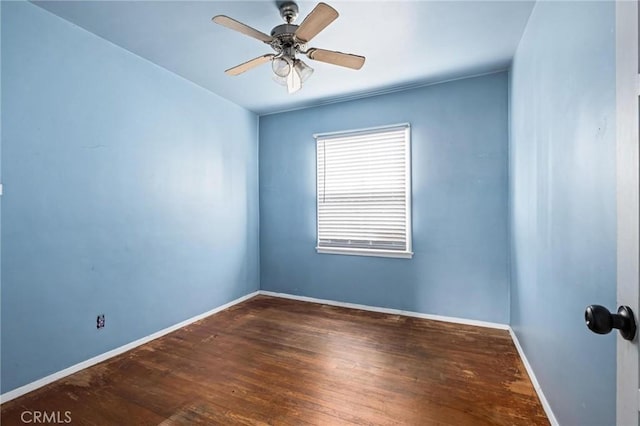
[212,1,365,94]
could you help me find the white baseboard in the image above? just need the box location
[0,291,260,404]
[258,290,509,330]
[508,327,559,426]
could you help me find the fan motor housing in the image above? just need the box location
[271,24,299,39]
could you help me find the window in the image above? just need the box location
[315,124,412,258]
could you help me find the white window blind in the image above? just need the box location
[316,124,412,258]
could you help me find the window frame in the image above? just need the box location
[314,123,413,259]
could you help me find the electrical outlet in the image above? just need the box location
[96,314,105,329]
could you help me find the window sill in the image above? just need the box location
[316,247,413,259]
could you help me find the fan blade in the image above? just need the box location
[306,48,365,70]
[225,54,274,76]
[212,15,273,43]
[294,3,339,43]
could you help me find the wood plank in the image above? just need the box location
[1,295,548,425]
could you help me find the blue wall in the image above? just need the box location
[260,72,510,324]
[509,2,616,424]
[1,2,259,394]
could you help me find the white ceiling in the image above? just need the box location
[33,1,535,115]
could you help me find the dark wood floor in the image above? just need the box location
[1,295,548,425]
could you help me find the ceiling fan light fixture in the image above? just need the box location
[294,59,314,83]
[272,56,292,78]
[271,55,311,94]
